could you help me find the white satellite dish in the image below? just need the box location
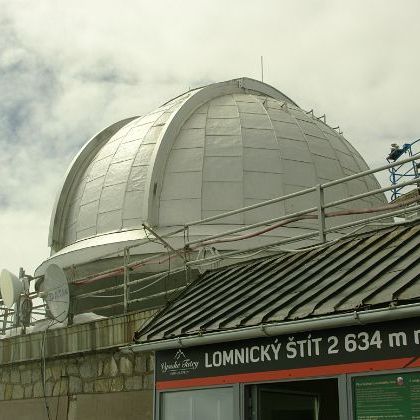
[44,264,70,323]
[0,269,23,308]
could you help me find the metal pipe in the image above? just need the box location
[185,187,318,227]
[128,286,187,306]
[75,267,189,299]
[121,302,420,353]
[324,177,420,209]
[88,286,188,312]
[123,247,130,313]
[325,204,420,234]
[186,207,318,247]
[143,223,186,262]
[316,184,326,242]
[323,153,419,188]
[186,231,321,267]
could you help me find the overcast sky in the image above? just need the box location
[1,0,419,275]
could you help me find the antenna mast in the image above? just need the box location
[260,56,264,82]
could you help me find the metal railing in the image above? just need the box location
[0,294,46,335]
[1,153,419,334]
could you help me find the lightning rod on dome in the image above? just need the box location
[260,56,264,82]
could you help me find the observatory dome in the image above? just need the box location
[37,78,386,275]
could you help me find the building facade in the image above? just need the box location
[1,77,418,419]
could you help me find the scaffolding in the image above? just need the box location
[387,139,420,201]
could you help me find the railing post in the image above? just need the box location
[316,184,326,243]
[123,247,130,313]
[1,308,9,334]
[14,267,24,328]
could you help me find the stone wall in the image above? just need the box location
[0,349,154,401]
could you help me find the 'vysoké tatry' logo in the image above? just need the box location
[160,349,199,376]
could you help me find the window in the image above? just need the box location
[160,387,234,420]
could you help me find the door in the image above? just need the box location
[250,385,319,420]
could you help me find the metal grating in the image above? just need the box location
[136,223,420,342]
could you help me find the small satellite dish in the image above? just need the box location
[44,264,70,323]
[0,269,23,308]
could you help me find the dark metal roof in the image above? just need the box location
[135,223,420,343]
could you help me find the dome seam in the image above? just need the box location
[287,108,320,187]
[200,99,211,223]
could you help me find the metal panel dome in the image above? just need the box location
[38,77,386,275]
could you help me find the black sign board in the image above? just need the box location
[156,317,420,382]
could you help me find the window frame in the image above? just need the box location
[156,384,241,420]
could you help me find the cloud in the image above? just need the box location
[1,0,419,273]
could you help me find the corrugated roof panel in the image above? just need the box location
[397,274,420,301]
[311,229,414,315]
[136,224,420,342]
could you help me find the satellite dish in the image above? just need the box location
[0,269,23,308]
[44,264,69,323]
